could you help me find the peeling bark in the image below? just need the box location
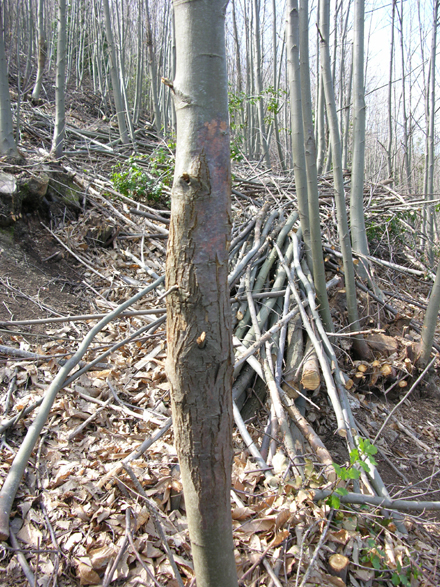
[165,2,238,586]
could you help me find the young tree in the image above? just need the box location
[425,0,438,265]
[299,0,333,330]
[319,0,370,358]
[32,0,46,101]
[0,1,18,158]
[102,0,129,144]
[286,0,311,264]
[165,1,238,586]
[350,0,371,276]
[51,0,66,159]
[145,0,161,134]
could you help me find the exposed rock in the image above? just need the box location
[0,172,21,226]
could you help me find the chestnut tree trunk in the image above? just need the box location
[165,1,238,586]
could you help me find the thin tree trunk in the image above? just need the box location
[299,0,333,331]
[273,0,286,171]
[165,1,238,586]
[342,50,352,170]
[253,0,271,168]
[319,0,370,358]
[426,0,438,266]
[51,0,66,159]
[419,261,440,366]
[102,0,129,144]
[339,0,352,170]
[286,0,311,264]
[398,0,411,193]
[0,0,17,157]
[146,0,161,134]
[133,0,143,126]
[231,0,242,94]
[350,0,370,269]
[386,0,396,183]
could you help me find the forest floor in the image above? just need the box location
[1,82,440,587]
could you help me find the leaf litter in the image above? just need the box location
[0,95,440,586]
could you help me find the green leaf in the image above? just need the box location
[359,461,371,473]
[391,572,401,585]
[349,448,360,464]
[326,495,340,509]
[372,555,381,570]
[347,468,361,480]
[336,487,349,496]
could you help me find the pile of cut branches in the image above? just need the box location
[1,100,440,586]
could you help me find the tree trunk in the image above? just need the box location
[386,0,396,183]
[272,0,286,171]
[419,261,440,367]
[286,0,311,265]
[51,0,66,159]
[319,0,370,358]
[0,1,18,158]
[426,0,438,266]
[252,0,271,168]
[349,0,370,272]
[145,0,161,135]
[102,0,129,144]
[299,0,333,331]
[398,0,411,193]
[165,2,238,586]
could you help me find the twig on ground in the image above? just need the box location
[9,528,36,586]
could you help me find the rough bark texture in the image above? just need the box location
[165,2,238,586]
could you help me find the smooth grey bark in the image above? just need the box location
[349,0,370,272]
[165,2,238,586]
[342,51,352,171]
[146,0,161,134]
[299,0,333,331]
[386,0,396,183]
[272,0,286,171]
[231,0,242,94]
[319,0,370,358]
[339,0,352,170]
[51,0,66,159]
[0,1,17,157]
[253,0,271,168]
[102,0,129,144]
[286,0,311,265]
[426,0,438,266]
[316,76,326,174]
[419,261,440,366]
[397,0,411,193]
[132,0,143,125]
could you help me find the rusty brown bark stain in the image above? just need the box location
[166,115,233,502]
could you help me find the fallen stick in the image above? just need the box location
[311,489,440,511]
[0,307,166,327]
